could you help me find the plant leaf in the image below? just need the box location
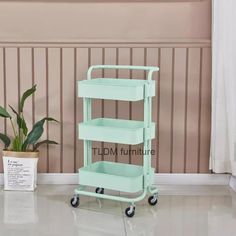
[22,117,58,151]
[19,85,37,112]
[0,106,11,118]
[12,135,21,151]
[33,140,58,151]
[34,117,58,128]
[9,105,28,136]
[22,126,43,151]
[0,133,11,148]
[27,126,44,144]
[21,119,28,136]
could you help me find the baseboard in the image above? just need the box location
[229,175,236,192]
[0,173,231,186]
[0,174,3,185]
[37,173,79,185]
[155,173,230,185]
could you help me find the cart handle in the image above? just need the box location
[87,65,159,81]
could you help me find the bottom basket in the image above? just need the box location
[79,161,154,193]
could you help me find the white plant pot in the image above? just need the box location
[2,151,39,191]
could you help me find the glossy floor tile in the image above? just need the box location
[0,185,236,236]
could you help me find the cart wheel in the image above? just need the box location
[125,206,135,217]
[148,195,158,206]
[70,196,79,208]
[95,187,104,194]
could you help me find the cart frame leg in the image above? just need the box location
[74,186,148,204]
[148,185,158,195]
[74,183,158,204]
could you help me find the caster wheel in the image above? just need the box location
[95,187,104,194]
[70,196,79,208]
[148,195,158,206]
[125,206,135,218]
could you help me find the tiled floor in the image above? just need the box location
[0,185,236,236]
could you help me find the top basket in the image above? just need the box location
[78,65,159,101]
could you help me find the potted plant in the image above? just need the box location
[0,85,58,191]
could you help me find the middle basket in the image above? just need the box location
[79,118,155,145]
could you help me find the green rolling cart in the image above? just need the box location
[71,65,159,217]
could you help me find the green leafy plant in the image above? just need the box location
[0,85,58,152]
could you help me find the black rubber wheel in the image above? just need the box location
[70,196,79,208]
[125,207,135,217]
[95,187,104,194]
[148,195,158,206]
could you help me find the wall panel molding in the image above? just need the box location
[0,40,211,48]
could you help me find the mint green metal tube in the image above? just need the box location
[87,65,159,81]
[75,188,147,203]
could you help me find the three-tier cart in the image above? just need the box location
[71,65,159,217]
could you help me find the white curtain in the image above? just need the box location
[211,0,236,175]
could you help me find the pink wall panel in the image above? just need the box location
[185,48,201,173]
[158,48,173,173]
[90,48,103,163]
[5,48,19,145]
[199,48,211,173]
[117,48,131,164]
[48,48,61,173]
[146,48,159,171]
[75,48,89,171]
[33,48,48,173]
[172,48,187,173]
[0,42,211,173]
[131,48,145,166]
[19,48,33,130]
[62,48,75,173]
[103,48,117,162]
[0,48,4,173]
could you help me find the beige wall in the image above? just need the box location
[0,0,211,173]
[0,1,210,41]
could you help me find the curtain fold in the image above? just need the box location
[211,0,236,175]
